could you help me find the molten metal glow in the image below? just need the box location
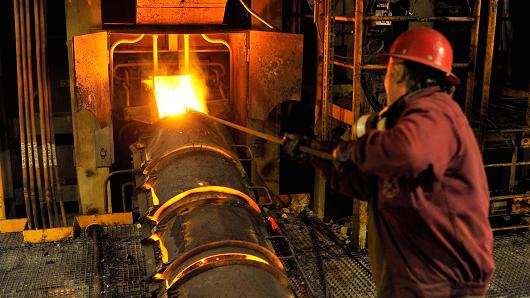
[165,253,270,288]
[154,75,207,118]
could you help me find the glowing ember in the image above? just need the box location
[153,75,207,118]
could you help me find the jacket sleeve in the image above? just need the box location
[353,102,458,178]
[312,159,371,201]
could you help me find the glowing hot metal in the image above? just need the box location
[154,75,207,118]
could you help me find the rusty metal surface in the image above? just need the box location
[73,32,111,128]
[136,0,227,25]
[478,0,499,145]
[464,0,482,118]
[248,31,303,121]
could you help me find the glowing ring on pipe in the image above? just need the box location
[147,186,261,223]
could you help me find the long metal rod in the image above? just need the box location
[484,161,530,168]
[351,0,368,252]
[351,0,363,132]
[40,0,66,226]
[464,0,482,118]
[238,0,280,30]
[34,0,56,228]
[20,0,42,229]
[321,0,334,141]
[26,0,52,228]
[335,60,470,70]
[492,225,529,232]
[332,15,476,22]
[490,194,530,201]
[184,34,190,73]
[13,0,33,228]
[152,34,158,74]
[479,0,499,148]
[188,110,333,161]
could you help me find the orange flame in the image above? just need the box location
[153,75,207,118]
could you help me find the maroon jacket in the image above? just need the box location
[320,87,495,297]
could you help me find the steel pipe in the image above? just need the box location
[103,169,135,214]
[20,0,42,229]
[13,0,33,228]
[131,114,291,296]
[120,181,133,212]
[33,0,55,228]
[109,34,146,105]
[308,15,476,23]
[39,0,65,226]
[200,34,232,110]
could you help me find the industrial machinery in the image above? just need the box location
[130,113,291,296]
[67,1,303,296]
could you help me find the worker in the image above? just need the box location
[283,27,495,297]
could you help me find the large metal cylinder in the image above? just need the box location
[131,113,291,297]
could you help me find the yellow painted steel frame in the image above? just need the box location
[164,253,270,289]
[0,218,28,233]
[75,212,133,229]
[23,227,74,243]
[147,186,261,223]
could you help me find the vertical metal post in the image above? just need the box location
[464,0,482,119]
[21,0,42,229]
[527,80,530,127]
[509,146,518,193]
[350,0,368,251]
[479,0,499,147]
[321,0,334,141]
[152,34,159,74]
[184,34,190,73]
[13,0,33,228]
[314,0,334,220]
[34,0,56,227]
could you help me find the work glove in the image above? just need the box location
[282,133,313,164]
[332,141,355,172]
[353,112,379,138]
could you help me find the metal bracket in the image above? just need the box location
[265,235,295,260]
[95,125,114,167]
[231,144,254,161]
[248,185,273,207]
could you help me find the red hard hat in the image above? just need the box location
[381,27,460,85]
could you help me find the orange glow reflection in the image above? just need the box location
[154,75,207,118]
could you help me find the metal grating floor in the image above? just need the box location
[276,215,376,298]
[1,220,529,297]
[0,224,147,298]
[487,231,530,297]
[275,214,530,298]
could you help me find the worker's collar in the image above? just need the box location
[379,86,441,117]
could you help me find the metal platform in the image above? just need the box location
[0,225,147,297]
[0,220,529,297]
[275,214,530,298]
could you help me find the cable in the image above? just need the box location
[238,0,280,31]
